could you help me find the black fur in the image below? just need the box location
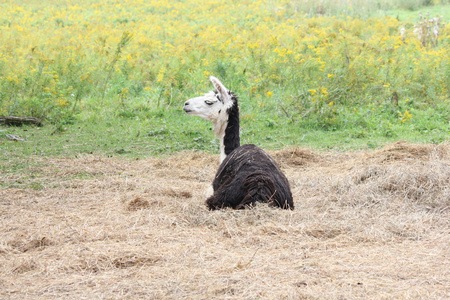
[223,92,240,156]
[206,144,294,210]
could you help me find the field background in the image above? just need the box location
[0,0,449,157]
[1,0,450,299]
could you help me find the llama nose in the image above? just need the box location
[183,101,191,113]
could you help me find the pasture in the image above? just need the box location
[1,0,450,298]
[0,0,449,144]
[1,141,449,298]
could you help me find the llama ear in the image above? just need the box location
[210,76,231,103]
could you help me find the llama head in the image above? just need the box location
[183,76,234,122]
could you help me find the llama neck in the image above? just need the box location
[218,101,240,163]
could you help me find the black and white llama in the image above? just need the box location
[183,76,294,210]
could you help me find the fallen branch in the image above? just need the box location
[0,116,43,127]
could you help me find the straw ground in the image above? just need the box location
[1,141,449,299]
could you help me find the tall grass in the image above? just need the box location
[289,0,450,17]
[0,0,448,132]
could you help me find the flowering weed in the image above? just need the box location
[0,0,448,146]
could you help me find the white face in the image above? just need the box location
[183,91,224,121]
[183,76,232,122]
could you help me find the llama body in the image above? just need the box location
[183,76,294,210]
[208,144,294,209]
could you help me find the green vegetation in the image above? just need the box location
[0,0,449,166]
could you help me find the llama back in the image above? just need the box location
[207,144,294,210]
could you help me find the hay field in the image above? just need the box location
[1,141,449,299]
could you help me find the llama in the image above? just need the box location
[183,76,294,210]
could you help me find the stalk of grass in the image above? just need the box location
[100,31,133,106]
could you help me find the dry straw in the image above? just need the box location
[1,141,449,299]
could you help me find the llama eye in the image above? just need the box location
[205,100,214,105]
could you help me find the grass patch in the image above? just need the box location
[0,0,449,177]
[1,100,448,161]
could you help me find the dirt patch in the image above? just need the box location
[367,140,449,163]
[270,146,319,167]
[1,142,449,299]
[126,196,151,211]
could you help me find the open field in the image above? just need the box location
[1,0,449,146]
[1,0,449,298]
[1,141,449,299]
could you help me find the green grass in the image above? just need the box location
[0,0,449,178]
[385,4,450,20]
[1,100,448,158]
